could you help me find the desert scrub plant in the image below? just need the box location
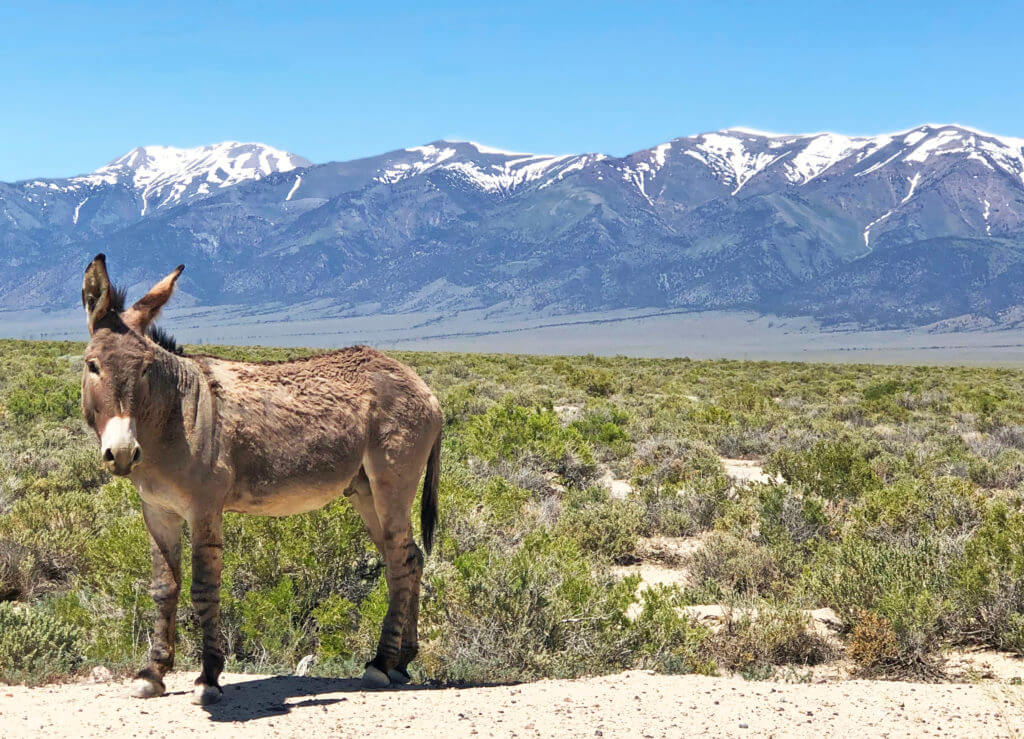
[553,359,616,397]
[638,474,731,537]
[0,601,83,684]
[802,536,949,674]
[685,532,785,599]
[419,532,639,683]
[948,498,1024,651]
[766,438,881,501]
[848,477,983,545]
[705,604,837,674]
[462,399,596,487]
[756,483,832,546]
[555,488,645,562]
[846,609,903,675]
[434,469,534,556]
[630,437,724,488]
[628,585,715,674]
[2,373,81,424]
[569,403,632,461]
[438,379,502,427]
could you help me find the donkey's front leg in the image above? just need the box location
[190,509,225,705]
[132,502,184,699]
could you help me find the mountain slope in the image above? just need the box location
[2,125,1024,328]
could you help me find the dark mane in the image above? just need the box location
[106,281,183,354]
[146,324,183,355]
[109,283,128,313]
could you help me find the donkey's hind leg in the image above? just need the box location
[391,540,423,684]
[359,463,422,688]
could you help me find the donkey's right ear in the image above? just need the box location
[82,254,113,334]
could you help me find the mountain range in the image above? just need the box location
[3,125,1024,328]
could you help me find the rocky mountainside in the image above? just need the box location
[2,125,1023,327]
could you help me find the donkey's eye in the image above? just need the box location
[87,360,100,375]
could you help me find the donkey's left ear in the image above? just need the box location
[82,254,114,334]
[122,264,185,334]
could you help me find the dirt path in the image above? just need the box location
[2,670,1023,738]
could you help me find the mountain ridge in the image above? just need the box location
[3,124,1023,329]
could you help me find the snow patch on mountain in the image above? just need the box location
[901,173,921,205]
[689,133,782,194]
[73,142,309,213]
[784,134,874,184]
[378,142,588,195]
[73,197,88,225]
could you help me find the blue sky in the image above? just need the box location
[2,0,1021,180]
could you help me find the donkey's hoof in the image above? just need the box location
[130,677,165,699]
[361,665,391,689]
[191,683,223,705]
[387,668,411,685]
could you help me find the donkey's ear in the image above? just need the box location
[82,254,113,334]
[122,264,185,334]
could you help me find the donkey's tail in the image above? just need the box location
[420,431,441,556]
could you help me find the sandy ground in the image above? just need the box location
[3,669,1024,738]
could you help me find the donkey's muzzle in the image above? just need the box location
[103,443,141,476]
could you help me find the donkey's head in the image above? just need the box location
[81,254,184,476]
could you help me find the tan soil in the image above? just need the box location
[3,669,1024,738]
[720,458,779,485]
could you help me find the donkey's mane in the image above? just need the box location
[109,284,128,313]
[109,282,183,355]
[146,325,184,356]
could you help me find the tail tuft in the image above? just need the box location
[420,432,441,556]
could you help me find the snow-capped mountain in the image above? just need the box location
[369,141,604,194]
[11,142,309,225]
[83,142,311,214]
[618,125,1024,196]
[3,125,1024,328]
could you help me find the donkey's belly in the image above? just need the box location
[225,475,355,516]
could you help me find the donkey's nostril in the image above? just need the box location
[103,448,115,463]
[132,447,142,464]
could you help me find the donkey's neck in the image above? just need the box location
[153,349,219,469]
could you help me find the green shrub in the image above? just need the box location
[3,374,81,423]
[628,586,714,674]
[639,475,731,537]
[0,602,83,684]
[767,439,880,500]
[706,605,837,673]
[556,493,645,562]
[757,484,832,545]
[686,532,783,599]
[570,404,632,459]
[463,399,596,486]
[803,536,947,672]
[949,499,1024,651]
[849,477,982,543]
[421,532,638,683]
[631,438,724,488]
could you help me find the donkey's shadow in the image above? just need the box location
[191,674,490,723]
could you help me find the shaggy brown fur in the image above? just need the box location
[80,255,442,704]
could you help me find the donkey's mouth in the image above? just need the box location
[103,445,142,476]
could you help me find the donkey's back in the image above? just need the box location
[198,345,442,516]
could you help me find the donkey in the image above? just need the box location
[79,254,442,705]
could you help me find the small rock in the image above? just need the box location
[739,722,749,729]
[90,666,113,683]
